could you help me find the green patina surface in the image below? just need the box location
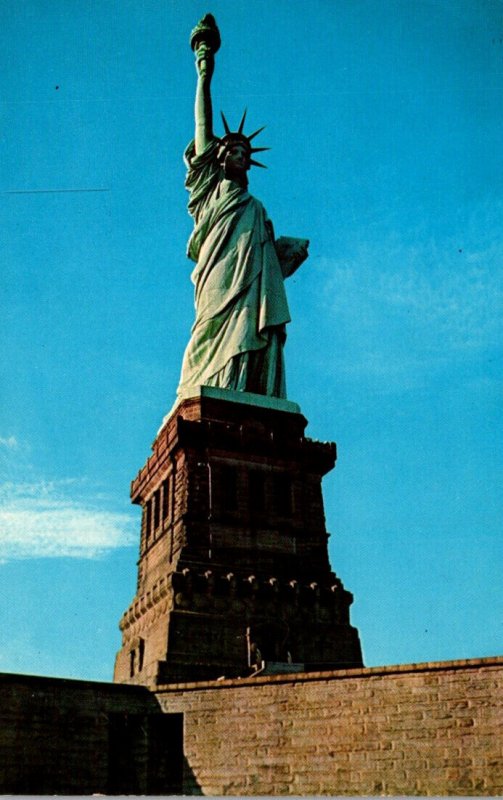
[177,14,309,401]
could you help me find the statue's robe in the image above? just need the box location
[177,138,291,398]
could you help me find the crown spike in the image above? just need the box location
[250,147,270,153]
[248,125,266,141]
[250,158,267,168]
[220,111,231,135]
[238,108,247,134]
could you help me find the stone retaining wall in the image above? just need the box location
[155,656,503,795]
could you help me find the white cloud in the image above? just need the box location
[0,478,136,561]
[313,227,503,393]
[0,436,18,449]
[374,248,502,354]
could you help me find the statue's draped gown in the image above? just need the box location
[177,138,291,398]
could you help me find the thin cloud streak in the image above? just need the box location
[0,479,136,561]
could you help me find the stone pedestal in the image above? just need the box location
[114,388,363,685]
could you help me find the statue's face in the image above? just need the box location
[224,143,250,176]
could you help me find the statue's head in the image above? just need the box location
[217,111,269,183]
[221,140,251,182]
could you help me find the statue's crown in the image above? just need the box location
[217,110,269,168]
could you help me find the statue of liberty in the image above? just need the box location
[178,14,309,400]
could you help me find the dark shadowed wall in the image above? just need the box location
[0,674,182,795]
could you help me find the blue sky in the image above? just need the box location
[1,0,502,680]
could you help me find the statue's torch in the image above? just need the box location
[190,14,221,77]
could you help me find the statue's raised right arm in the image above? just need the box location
[190,14,220,154]
[194,44,214,154]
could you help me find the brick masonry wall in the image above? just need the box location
[154,656,503,796]
[1,657,502,795]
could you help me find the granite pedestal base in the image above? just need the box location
[114,388,363,685]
